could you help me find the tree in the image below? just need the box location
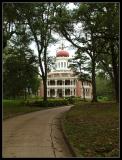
[3,46,40,99]
[17,3,58,102]
[3,3,58,102]
[3,3,26,49]
[54,3,101,102]
[95,3,119,102]
[69,49,91,101]
[3,3,119,102]
[96,73,114,100]
[54,2,119,102]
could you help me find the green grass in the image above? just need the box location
[3,99,48,120]
[63,102,119,157]
[3,98,69,120]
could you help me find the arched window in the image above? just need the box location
[64,62,66,68]
[58,62,60,68]
[55,64,57,69]
[61,62,63,68]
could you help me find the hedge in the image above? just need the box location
[27,99,69,107]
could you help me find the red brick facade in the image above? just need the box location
[76,80,82,97]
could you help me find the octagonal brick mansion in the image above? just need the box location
[38,49,92,99]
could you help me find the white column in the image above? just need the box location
[55,80,57,86]
[63,89,65,97]
[63,80,65,97]
[55,89,57,97]
[49,89,50,97]
[48,80,50,86]
[63,80,64,86]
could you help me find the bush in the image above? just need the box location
[27,99,69,107]
[65,96,82,104]
[97,96,111,101]
[3,99,26,107]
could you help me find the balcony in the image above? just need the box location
[47,85,76,88]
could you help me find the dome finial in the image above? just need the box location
[59,39,65,50]
[61,41,64,50]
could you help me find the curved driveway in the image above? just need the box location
[3,106,72,158]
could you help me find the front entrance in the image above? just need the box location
[57,89,63,98]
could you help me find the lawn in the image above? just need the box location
[3,99,45,120]
[63,102,119,158]
[3,98,69,120]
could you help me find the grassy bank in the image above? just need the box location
[3,99,43,120]
[3,98,69,120]
[63,102,119,157]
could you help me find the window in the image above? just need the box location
[85,89,89,96]
[74,80,75,85]
[61,62,63,68]
[58,62,60,68]
[65,80,70,85]
[64,62,66,68]
[57,80,62,85]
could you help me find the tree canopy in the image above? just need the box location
[3,2,119,102]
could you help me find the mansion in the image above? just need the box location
[38,49,92,99]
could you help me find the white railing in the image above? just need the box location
[47,85,76,88]
[83,85,91,88]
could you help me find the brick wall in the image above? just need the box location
[76,80,82,97]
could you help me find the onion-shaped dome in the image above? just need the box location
[56,50,69,57]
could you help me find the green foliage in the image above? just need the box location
[3,47,40,99]
[28,98,69,107]
[65,96,75,104]
[3,3,119,102]
[3,99,41,119]
[3,3,60,102]
[96,74,114,100]
[54,2,119,102]
[3,98,69,119]
[69,50,91,77]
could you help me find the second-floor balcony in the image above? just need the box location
[47,79,76,86]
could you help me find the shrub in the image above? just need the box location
[65,96,82,104]
[27,99,69,107]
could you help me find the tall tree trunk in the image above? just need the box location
[82,81,86,101]
[24,88,27,100]
[111,43,119,103]
[91,59,97,102]
[43,77,47,102]
[43,47,48,102]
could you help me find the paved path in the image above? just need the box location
[3,106,72,158]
